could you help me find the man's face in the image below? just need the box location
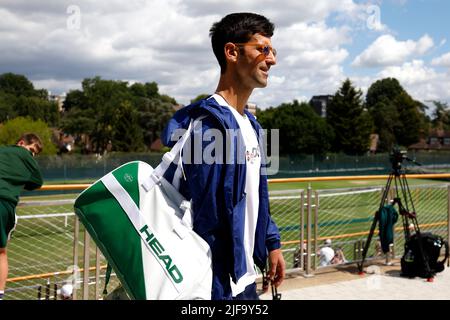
[235,33,277,90]
[17,140,40,156]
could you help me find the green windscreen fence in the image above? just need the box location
[32,151,450,184]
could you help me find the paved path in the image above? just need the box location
[259,262,450,300]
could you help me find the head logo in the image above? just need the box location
[124,174,133,183]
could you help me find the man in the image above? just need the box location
[162,12,285,300]
[59,283,73,300]
[0,133,43,300]
[317,239,335,267]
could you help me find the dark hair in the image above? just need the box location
[17,132,43,154]
[209,12,275,74]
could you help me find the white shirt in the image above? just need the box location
[211,94,261,296]
[318,246,335,266]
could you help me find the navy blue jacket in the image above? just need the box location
[161,97,281,299]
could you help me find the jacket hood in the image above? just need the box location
[161,97,259,148]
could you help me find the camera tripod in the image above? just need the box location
[357,149,434,279]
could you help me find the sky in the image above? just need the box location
[0,0,449,111]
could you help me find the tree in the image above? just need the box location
[0,73,36,97]
[112,101,144,152]
[366,78,403,108]
[62,89,87,112]
[144,82,159,98]
[326,79,373,155]
[60,77,176,153]
[191,94,210,104]
[136,97,174,146]
[130,81,159,99]
[0,92,16,122]
[72,77,135,153]
[394,91,422,146]
[0,73,60,126]
[160,94,177,105]
[431,100,450,131]
[0,117,57,155]
[14,96,60,126]
[257,100,334,155]
[366,78,426,151]
[369,100,399,152]
[60,107,97,152]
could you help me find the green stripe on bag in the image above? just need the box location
[112,162,140,208]
[74,164,147,299]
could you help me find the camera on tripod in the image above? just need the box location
[390,147,406,163]
[358,148,448,280]
[389,147,414,173]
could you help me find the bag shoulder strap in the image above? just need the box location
[142,115,206,192]
[103,264,113,295]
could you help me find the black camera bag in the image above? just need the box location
[401,232,449,278]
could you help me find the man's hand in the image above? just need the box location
[266,248,285,289]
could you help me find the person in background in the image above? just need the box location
[59,283,74,300]
[0,133,43,300]
[331,247,347,265]
[317,239,335,267]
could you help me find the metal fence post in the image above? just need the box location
[299,191,305,270]
[72,217,80,300]
[95,247,101,300]
[313,190,319,270]
[83,230,91,299]
[448,186,450,267]
[305,186,312,276]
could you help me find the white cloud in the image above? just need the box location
[276,22,351,51]
[0,0,447,110]
[278,22,350,70]
[431,52,450,68]
[0,0,365,108]
[284,49,349,68]
[180,0,363,26]
[33,78,82,96]
[258,21,351,107]
[378,60,438,84]
[377,60,450,102]
[352,34,434,67]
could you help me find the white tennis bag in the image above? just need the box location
[75,118,212,300]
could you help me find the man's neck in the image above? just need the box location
[215,77,252,115]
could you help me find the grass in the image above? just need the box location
[268,178,449,191]
[33,176,450,193]
[44,179,96,185]
[20,193,79,201]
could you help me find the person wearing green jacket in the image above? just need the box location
[0,133,43,300]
